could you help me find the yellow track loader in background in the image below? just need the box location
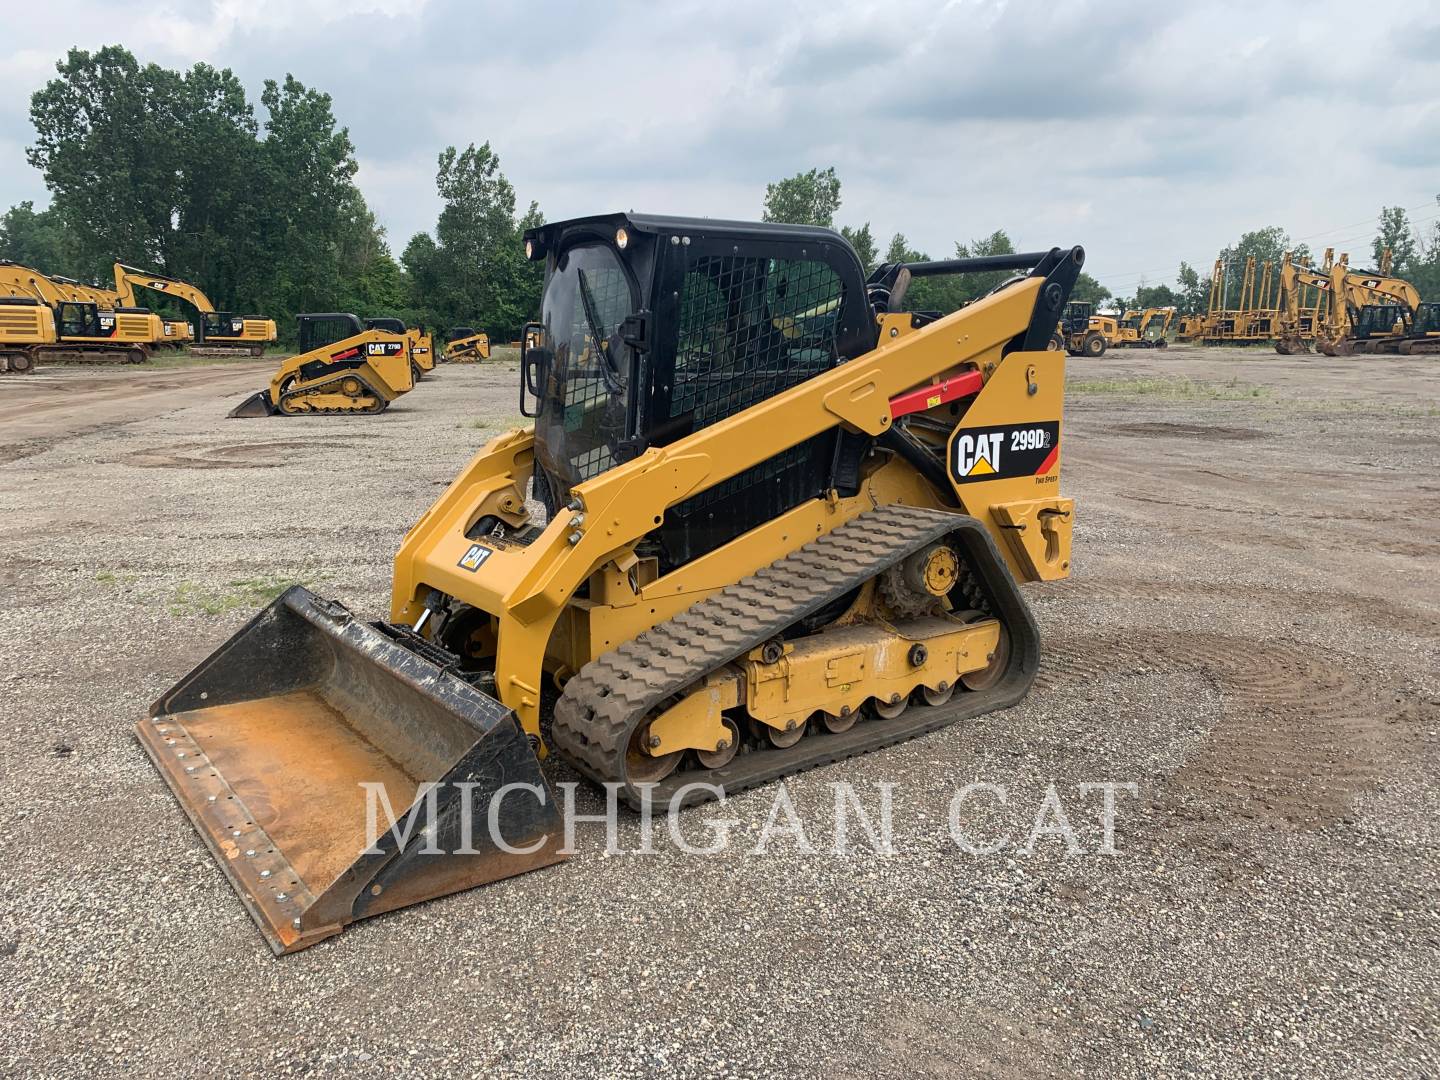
[1,261,164,372]
[112,263,277,356]
[407,327,436,378]
[142,213,1079,953]
[362,317,431,382]
[228,313,413,417]
[444,326,491,362]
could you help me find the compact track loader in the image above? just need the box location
[228,313,414,417]
[444,326,491,362]
[143,213,1079,953]
[406,327,436,379]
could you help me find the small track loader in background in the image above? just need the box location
[362,317,431,382]
[228,313,414,417]
[443,326,490,362]
[406,327,436,378]
[144,213,1079,953]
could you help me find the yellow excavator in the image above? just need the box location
[141,213,1079,954]
[1274,254,1336,354]
[1138,307,1176,347]
[112,263,277,356]
[443,326,491,362]
[51,275,192,349]
[1316,261,1421,356]
[228,313,414,417]
[0,260,164,372]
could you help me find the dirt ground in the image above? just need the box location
[0,347,1435,1078]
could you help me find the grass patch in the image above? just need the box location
[167,573,326,616]
[1068,376,1268,400]
[489,345,520,364]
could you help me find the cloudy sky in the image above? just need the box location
[4,0,1439,295]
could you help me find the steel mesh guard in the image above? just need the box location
[560,264,631,481]
[669,255,843,431]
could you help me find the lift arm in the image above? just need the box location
[112,263,217,313]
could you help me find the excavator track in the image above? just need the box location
[552,505,1040,810]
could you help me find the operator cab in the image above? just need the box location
[298,313,365,353]
[199,311,247,341]
[54,301,114,340]
[521,213,875,567]
[1352,304,1407,340]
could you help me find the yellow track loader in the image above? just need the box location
[141,213,1079,953]
[444,326,491,362]
[228,313,414,417]
[1,261,164,371]
[407,326,436,378]
[112,263,277,356]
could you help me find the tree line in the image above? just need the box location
[0,46,542,343]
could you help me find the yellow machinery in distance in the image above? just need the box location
[0,260,164,372]
[112,263,277,356]
[228,312,414,417]
[140,213,1079,953]
[1061,300,1113,356]
[443,326,491,362]
[406,327,436,378]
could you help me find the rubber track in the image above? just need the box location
[552,504,1039,809]
[279,370,387,415]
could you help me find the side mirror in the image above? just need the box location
[520,320,545,417]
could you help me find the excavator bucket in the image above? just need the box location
[228,390,276,418]
[136,587,565,954]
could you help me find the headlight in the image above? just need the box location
[615,227,629,250]
[524,239,534,259]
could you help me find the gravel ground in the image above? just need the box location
[0,348,1436,1078]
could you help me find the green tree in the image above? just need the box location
[0,201,77,275]
[1070,273,1111,306]
[403,142,540,340]
[763,167,841,228]
[1214,227,1310,308]
[27,47,258,282]
[1134,282,1178,309]
[1372,205,1418,274]
[1175,261,1207,315]
[840,222,877,274]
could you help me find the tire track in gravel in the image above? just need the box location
[1036,629,1419,831]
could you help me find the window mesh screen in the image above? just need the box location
[561,264,631,481]
[664,254,844,528]
[669,255,843,431]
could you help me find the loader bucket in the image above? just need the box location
[137,587,566,954]
[227,390,276,418]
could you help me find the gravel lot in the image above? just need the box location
[0,347,1436,1078]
